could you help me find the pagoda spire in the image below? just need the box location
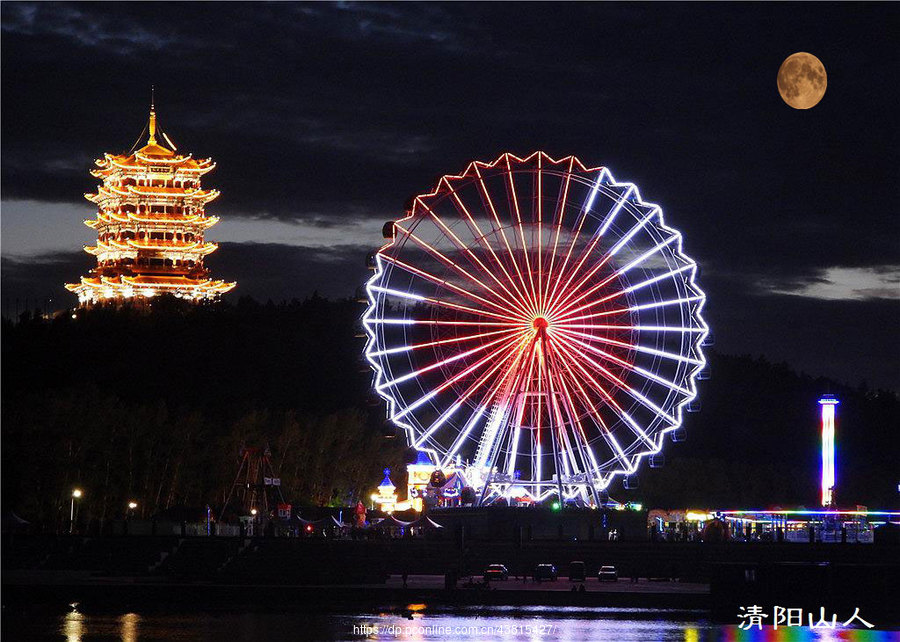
[148,85,157,145]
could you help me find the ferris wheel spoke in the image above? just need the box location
[556,324,705,333]
[552,336,693,416]
[551,328,693,396]
[473,163,537,315]
[540,345,582,480]
[536,154,543,311]
[446,188,534,312]
[554,263,696,322]
[504,395,528,476]
[504,154,540,309]
[377,332,525,392]
[546,233,678,320]
[544,173,607,317]
[393,332,528,421]
[413,345,522,448]
[378,252,524,321]
[440,343,526,467]
[544,350,589,456]
[367,327,520,358]
[473,332,541,472]
[550,369,607,488]
[598,184,635,236]
[606,206,662,259]
[365,318,520,328]
[558,295,705,324]
[541,156,575,311]
[552,335,677,427]
[554,325,703,367]
[545,182,632,314]
[546,345,633,471]
[393,224,529,319]
[551,340,658,450]
[368,285,521,323]
[503,345,541,476]
[415,198,534,319]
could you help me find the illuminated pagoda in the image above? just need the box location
[66,100,235,305]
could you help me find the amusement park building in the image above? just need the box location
[66,103,235,305]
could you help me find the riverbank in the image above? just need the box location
[2,570,709,610]
[4,534,897,624]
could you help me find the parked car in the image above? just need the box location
[483,564,509,581]
[534,564,559,582]
[568,561,586,581]
[598,565,618,581]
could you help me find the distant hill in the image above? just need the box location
[2,297,897,525]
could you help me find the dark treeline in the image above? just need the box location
[2,296,898,528]
[2,296,406,529]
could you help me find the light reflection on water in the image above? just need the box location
[15,607,891,641]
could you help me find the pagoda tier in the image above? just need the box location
[67,104,235,305]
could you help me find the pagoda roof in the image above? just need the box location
[66,274,235,294]
[86,211,218,228]
[87,184,219,204]
[126,184,214,196]
[92,105,215,173]
[123,275,229,288]
[137,141,176,158]
[95,152,214,173]
[86,239,218,255]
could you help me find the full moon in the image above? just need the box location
[777,52,827,109]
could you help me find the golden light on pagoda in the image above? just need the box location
[66,99,235,305]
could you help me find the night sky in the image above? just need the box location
[2,3,897,389]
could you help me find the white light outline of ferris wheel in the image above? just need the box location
[362,151,709,504]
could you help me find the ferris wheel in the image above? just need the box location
[363,152,709,505]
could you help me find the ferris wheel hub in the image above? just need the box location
[532,316,549,331]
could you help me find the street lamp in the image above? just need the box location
[70,489,83,534]
[128,501,138,510]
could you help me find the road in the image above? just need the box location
[385,574,708,594]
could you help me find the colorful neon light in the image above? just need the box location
[363,152,709,504]
[819,395,839,507]
[719,509,900,517]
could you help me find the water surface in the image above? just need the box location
[3,606,894,641]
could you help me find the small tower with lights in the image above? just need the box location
[66,98,235,305]
[373,468,399,513]
[818,395,839,507]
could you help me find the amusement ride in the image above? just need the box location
[363,152,710,506]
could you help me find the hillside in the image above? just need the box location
[2,298,897,526]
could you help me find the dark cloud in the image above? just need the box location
[3,241,897,390]
[208,241,370,302]
[1,249,92,313]
[1,3,898,387]
[702,271,899,391]
[0,241,369,312]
